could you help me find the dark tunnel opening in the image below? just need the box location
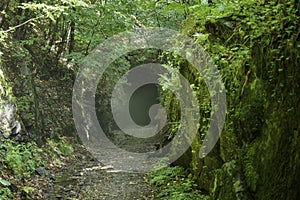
[129,84,160,126]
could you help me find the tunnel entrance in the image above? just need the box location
[129,84,160,126]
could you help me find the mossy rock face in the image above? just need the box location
[211,160,253,200]
[210,161,238,200]
[171,146,192,169]
[198,155,223,192]
[250,106,300,200]
[242,144,259,192]
[154,1,300,199]
[194,142,223,192]
[219,127,239,162]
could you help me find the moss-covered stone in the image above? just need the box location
[165,1,300,200]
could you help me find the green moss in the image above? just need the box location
[243,145,259,191]
[211,162,237,200]
[174,1,300,198]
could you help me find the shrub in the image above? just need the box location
[0,140,43,177]
[148,166,209,199]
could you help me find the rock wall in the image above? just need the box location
[0,65,22,140]
[167,1,300,199]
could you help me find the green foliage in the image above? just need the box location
[22,186,35,199]
[148,166,209,199]
[149,166,184,186]
[159,62,186,91]
[0,178,11,199]
[47,137,74,156]
[0,140,43,178]
[0,178,10,187]
[243,145,259,191]
[15,96,33,126]
[1,0,299,199]
[20,0,88,22]
[0,67,14,102]
[177,0,300,199]
[0,187,12,199]
[0,32,8,44]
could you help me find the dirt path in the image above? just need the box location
[42,131,161,199]
[44,160,154,199]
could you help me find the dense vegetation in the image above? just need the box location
[1,0,299,199]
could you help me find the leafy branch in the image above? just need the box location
[0,15,45,34]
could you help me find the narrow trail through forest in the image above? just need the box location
[42,130,162,199]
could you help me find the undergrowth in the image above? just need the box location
[0,140,43,178]
[148,166,209,200]
[0,137,74,199]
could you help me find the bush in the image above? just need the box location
[0,187,12,199]
[0,140,43,177]
[148,166,209,200]
[47,137,74,156]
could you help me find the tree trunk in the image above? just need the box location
[0,0,11,28]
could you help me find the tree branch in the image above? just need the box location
[0,15,45,33]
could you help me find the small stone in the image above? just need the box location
[36,167,55,180]
[49,173,55,181]
[36,167,48,176]
[100,165,114,170]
